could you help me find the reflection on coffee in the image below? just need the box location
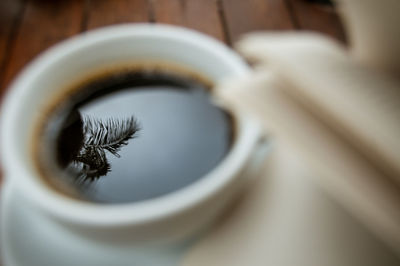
[35,65,234,204]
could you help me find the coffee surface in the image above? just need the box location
[38,68,233,204]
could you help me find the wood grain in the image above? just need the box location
[0,0,347,94]
[152,0,226,42]
[286,0,347,43]
[0,0,25,93]
[86,0,149,30]
[1,0,85,93]
[221,0,295,43]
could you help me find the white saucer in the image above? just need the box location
[0,140,272,266]
[1,182,193,266]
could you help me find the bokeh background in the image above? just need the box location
[0,0,345,97]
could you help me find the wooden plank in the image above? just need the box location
[86,0,150,30]
[221,0,295,43]
[1,0,85,93]
[0,0,25,92]
[152,0,226,43]
[286,0,347,43]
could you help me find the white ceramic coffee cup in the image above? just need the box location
[0,24,265,244]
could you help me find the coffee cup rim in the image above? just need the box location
[1,24,257,227]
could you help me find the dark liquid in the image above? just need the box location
[38,68,233,204]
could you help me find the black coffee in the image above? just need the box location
[35,65,234,204]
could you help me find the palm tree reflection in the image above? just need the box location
[57,111,140,184]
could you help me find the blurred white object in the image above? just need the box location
[183,143,400,266]
[184,0,400,264]
[237,32,400,184]
[213,68,400,257]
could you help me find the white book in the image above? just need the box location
[215,70,400,254]
[236,32,400,185]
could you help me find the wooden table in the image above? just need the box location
[0,0,345,97]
